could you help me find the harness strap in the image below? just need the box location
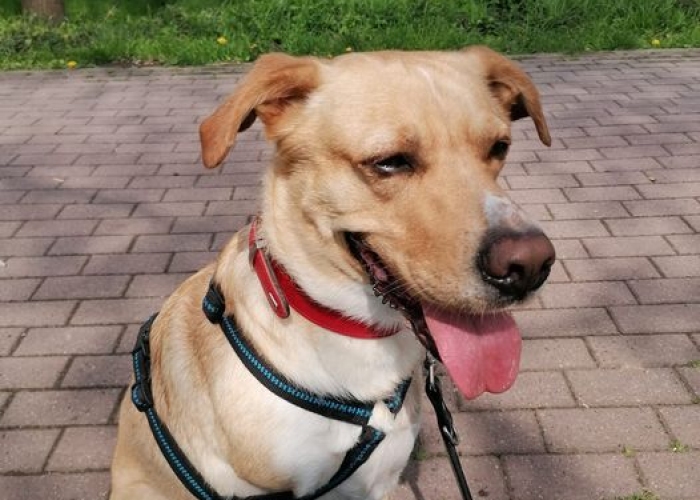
[131,284,411,500]
[204,281,409,426]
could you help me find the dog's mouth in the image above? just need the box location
[345,232,521,400]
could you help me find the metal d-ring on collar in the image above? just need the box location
[130,281,412,500]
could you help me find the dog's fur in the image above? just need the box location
[110,47,550,500]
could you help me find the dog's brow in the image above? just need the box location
[358,129,419,160]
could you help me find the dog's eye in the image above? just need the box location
[373,154,413,175]
[489,140,510,160]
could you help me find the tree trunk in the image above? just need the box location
[21,0,64,21]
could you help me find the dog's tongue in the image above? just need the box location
[423,305,521,400]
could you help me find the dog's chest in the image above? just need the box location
[271,393,421,499]
[201,381,421,500]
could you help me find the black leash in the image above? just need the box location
[423,356,474,500]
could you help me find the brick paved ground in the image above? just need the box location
[1,49,699,500]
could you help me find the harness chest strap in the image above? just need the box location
[131,283,411,500]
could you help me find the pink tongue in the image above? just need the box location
[423,305,521,400]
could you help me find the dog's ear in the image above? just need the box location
[200,53,321,168]
[464,46,551,146]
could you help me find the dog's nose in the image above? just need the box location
[478,229,555,300]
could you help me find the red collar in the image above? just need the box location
[248,219,400,339]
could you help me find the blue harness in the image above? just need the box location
[131,281,411,500]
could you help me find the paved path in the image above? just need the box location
[0,49,699,500]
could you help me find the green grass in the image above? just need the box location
[615,491,660,500]
[1,0,699,69]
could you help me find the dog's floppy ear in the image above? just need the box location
[465,46,551,146]
[200,53,321,168]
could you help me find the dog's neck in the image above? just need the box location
[215,227,424,400]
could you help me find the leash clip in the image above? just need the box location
[424,355,460,446]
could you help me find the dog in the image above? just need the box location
[110,46,554,500]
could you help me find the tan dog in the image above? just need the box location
[110,46,554,500]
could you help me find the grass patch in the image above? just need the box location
[621,445,637,458]
[615,491,660,500]
[1,0,699,69]
[669,439,690,453]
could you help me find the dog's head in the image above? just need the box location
[201,48,554,399]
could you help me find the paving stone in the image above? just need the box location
[1,389,122,427]
[589,335,699,368]
[539,282,636,308]
[57,203,134,219]
[48,235,133,255]
[419,409,544,456]
[0,471,110,500]
[170,215,248,234]
[94,187,163,204]
[506,188,567,204]
[520,338,596,370]
[538,220,609,238]
[125,273,190,298]
[0,429,60,473]
[21,189,95,205]
[168,251,217,273]
[71,298,164,325]
[504,454,641,500]
[392,456,508,500]
[34,275,130,300]
[0,329,23,356]
[611,304,700,334]
[94,217,173,235]
[0,255,86,278]
[658,406,700,448]
[132,201,206,217]
[506,174,579,189]
[629,278,700,304]
[605,216,692,236]
[564,186,641,202]
[583,235,675,257]
[624,198,700,216]
[591,157,662,172]
[0,204,59,221]
[61,355,132,388]
[15,326,122,356]
[677,367,700,397]
[0,357,69,390]
[0,301,75,328]
[82,253,170,275]
[575,171,650,186]
[637,452,700,499]
[564,257,659,281]
[653,255,700,278]
[551,239,588,259]
[667,234,700,255]
[0,222,20,238]
[132,233,211,253]
[0,278,40,302]
[46,426,118,472]
[548,201,631,221]
[513,308,618,338]
[567,368,693,406]
[460,371,575,410]
[538,407,669,452]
